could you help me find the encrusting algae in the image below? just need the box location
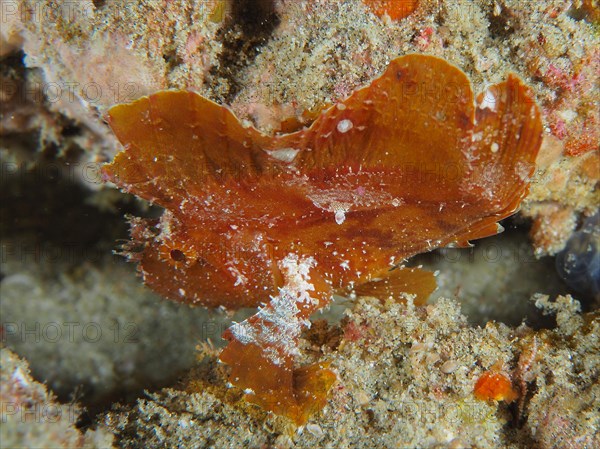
[362,0,419,21]
[102,54,542,424]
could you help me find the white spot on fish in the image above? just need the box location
[337,119,353,133]
[479,89,497,112]
[471,131,483,142]
[267,148,300,163]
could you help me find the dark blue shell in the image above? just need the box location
[556,213,600,300]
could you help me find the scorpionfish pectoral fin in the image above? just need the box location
[220,255,336,425]
[352,266,437,305]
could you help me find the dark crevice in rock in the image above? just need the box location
[0,159,137,252]
[209,0,280,104]
[487,2,519,40]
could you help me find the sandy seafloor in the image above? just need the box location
[0,1,599,448]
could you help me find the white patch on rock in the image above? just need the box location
[558,109,577,123]
[331,202,351,225]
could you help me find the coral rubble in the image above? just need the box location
[104,294,600,449]
[0,347,114,448]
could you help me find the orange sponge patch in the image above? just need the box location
[474,371,519,403]
[363,0,418,20]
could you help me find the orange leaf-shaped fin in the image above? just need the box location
[103,91,276,209]
[352,266,437,305]
[219,338,335,425]
[220,254,335,424]
[466,74,542,212]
